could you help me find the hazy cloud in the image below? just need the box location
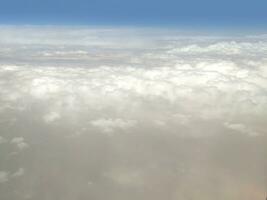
[0,171,9,183]
[10,137,29,150]
[224,122,260,136]
[0,27,266,200]
[43,111,61,123]
[0,136,7,144]
[11,168,25,178]
[90,118,137,134]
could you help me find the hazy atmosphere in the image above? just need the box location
[0,26,266,200]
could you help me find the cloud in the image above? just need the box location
[0,27,266,200]
[224,122,260,137]
[11,168,25,178]
[90,118,137,134]
[0,168,24,183]
[43,111,61,123]
[0,171,9,183]
[0,136,7,144]
[105,168,144,186]
[0,56,266,137]
[10,137,29,150]
[167,41,267,56]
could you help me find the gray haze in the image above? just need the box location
[0,26,267,200]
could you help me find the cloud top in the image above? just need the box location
[0,27,266,200]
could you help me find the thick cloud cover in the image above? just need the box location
[0,26,267,200]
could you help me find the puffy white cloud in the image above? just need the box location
[0,57,266,137]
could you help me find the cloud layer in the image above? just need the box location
[0,26,266,200]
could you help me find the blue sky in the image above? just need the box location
[0,0,267,28]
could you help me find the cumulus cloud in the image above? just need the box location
[1,60,265,137]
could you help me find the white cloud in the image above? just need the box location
[0,168,24,183]
[30,78,61,99]
[224,122,260,137]
[0,26,266,200]
[90,118,137,133]
[0,59,266,137]
[167,41,267,56]
[0,27,266,139]
[43,111,61,123]
[11,137,29,150]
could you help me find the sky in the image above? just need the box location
[0,0,267,28]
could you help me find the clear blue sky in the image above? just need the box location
[0,0,267,28]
